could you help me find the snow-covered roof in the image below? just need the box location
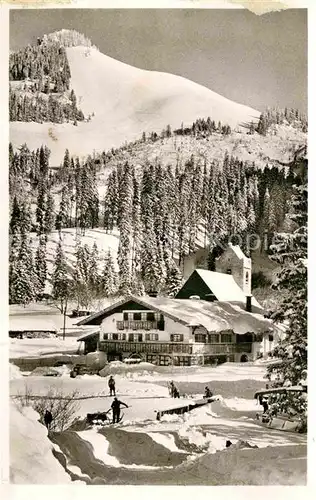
[76,327,100,341]
[195,269,261,308]
[228,243,245,260]
[77,295,272,335]
[9,317,57,332]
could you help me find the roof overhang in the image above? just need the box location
[76,327,100,341]
[76,295,189,327]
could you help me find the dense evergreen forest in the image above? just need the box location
[9,129,297,307]
[9,33,85,124]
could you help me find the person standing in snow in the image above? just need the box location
[204,386,213,399]
[108,376,116,396]
[44,409,53,431]
[169,381,180,398]
[111,397,128,423]
[168,381,174,396]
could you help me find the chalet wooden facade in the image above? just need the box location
[77,296,276,365]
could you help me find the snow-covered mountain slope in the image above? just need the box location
[10,46,260,165]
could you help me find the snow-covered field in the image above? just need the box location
[9,335,307,485]
[9,357,307,485]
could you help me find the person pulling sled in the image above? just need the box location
[111,397,128,424]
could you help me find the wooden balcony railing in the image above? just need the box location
[99,341,192,354]
[116,320,164,331]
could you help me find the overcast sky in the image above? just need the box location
[10,8,307,113]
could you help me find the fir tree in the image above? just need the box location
[13,233,36,305]
[35,236,47,297]
[72,242,89,308]
[52,239,70,313]
[88,241,100,293]
[164,250,183,297]
[44,192,55,235]
[9,232,21,304]
[10,196,21,235]
[266,172,307,430]
[101,250,118,297]
[117,163,133,295]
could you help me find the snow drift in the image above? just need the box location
[10,402,72,484]
[10,46,260,164]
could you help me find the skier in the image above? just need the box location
[204,386,213,399]
[44,409,53,431]
[108,376,116,396]
[111,397,128,424]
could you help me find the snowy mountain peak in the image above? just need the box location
[45,29,96,50]
[10,35,261,164]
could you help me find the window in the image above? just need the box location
[147,354,158,364]
[227,268,232,275]
[145,333,159,341]
[176,356,190,366]
[127,333,143,342]
[170,334,184,342]
[103,333,126,341]
[269,334,274,342]
[123,312,129,321]
[221,333,233,343]
[159,355,171,366]
[147,312,155,321]
[133,312,141,321]
[245,272,249,284]
[195,334,206,343]
[209,334,220,343]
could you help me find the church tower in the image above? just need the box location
[215,243,252,296]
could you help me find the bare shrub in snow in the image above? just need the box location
[14,385,80,432]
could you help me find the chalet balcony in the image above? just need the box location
[99,341,192,354]
[193,342,253,355]
[116,320,165,331]
[193,343,234,355]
